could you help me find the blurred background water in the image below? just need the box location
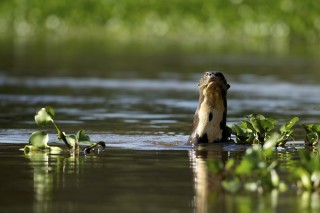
[1,1,320,212]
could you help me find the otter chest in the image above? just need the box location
[195,96,225,143]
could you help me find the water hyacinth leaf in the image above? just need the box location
[236,145,264,175]
[311,171,320,189]
[225,159,235,171]
[298,150,313,171]
[260,119,275,132]
[248,114,277,133]
[258,118,276,133]
[230,124,253,144]
[270,169,280,187]
[45,106,55,117]
[263,133,280,156]
[280,117,299,133]
[35,107,54,127]
[235,158,255,175]
[242,120,254,132]
[77,129,90,142]
[268,161,278,171]
[296,168,312,190]
[248,115,263,133]
[244,182,258,192]
[279,183,288,192]
[302,124,314,134]
[222,178,241,193]
[303,124,320,134]
[254,114,266,120]
[305,133,318,146]
[311,124,320,133]
[29,131,49,149]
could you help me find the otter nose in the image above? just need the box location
[205,71,215,77]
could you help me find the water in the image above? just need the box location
[1,53,320,212]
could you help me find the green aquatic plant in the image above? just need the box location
[207,134,287,193]
[291,146,320,192]
[24,131,62,153]
[35,107,71,149]
[24,106,105,154]
[302,124,320,147]
[277,117,300,146]
[230,114,299,146]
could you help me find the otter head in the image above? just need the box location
[188,71,230,145]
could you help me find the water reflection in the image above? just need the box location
[189,145,320,213]
[189,144,246,213]
[25,152,82,213]
[21,148,195,212]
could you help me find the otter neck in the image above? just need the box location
[195,90,225,143]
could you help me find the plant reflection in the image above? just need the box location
[189,145,320,213]
[24,151,81,213]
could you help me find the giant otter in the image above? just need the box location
[188,71,230,145]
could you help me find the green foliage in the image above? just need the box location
[302,124,320,146]
[291,147,320,192]
[277,117,300,146]
[230,114,299,146]
[29,131,49,149]
[208,130,320,194]
[34,107,54,127]
[77,129,91,142]
[1,0,320,54]
[208,133,287,193]
[25,130,62,153]
[25,106,106,153]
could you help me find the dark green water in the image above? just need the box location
[1,50,320,212]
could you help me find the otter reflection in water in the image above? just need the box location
[188,71,230,145]
[189,145,246,213]
[189,146,231,213]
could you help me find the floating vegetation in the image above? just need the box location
[23,106,106,154]
[229,114,299,146]
[292,149,320,192]
[209,114,320,194]
[303,124,320,147]
[207,134,286,193]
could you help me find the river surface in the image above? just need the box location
[1,53,320,212]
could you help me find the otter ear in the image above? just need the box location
[227,84,230,90]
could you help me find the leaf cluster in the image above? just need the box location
[303,124,320,147]
[25,106,105,154]
[291,148,320,192]
[230,114,299,146]
[207,134,286,193]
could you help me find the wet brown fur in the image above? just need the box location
[188,71,230,145]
